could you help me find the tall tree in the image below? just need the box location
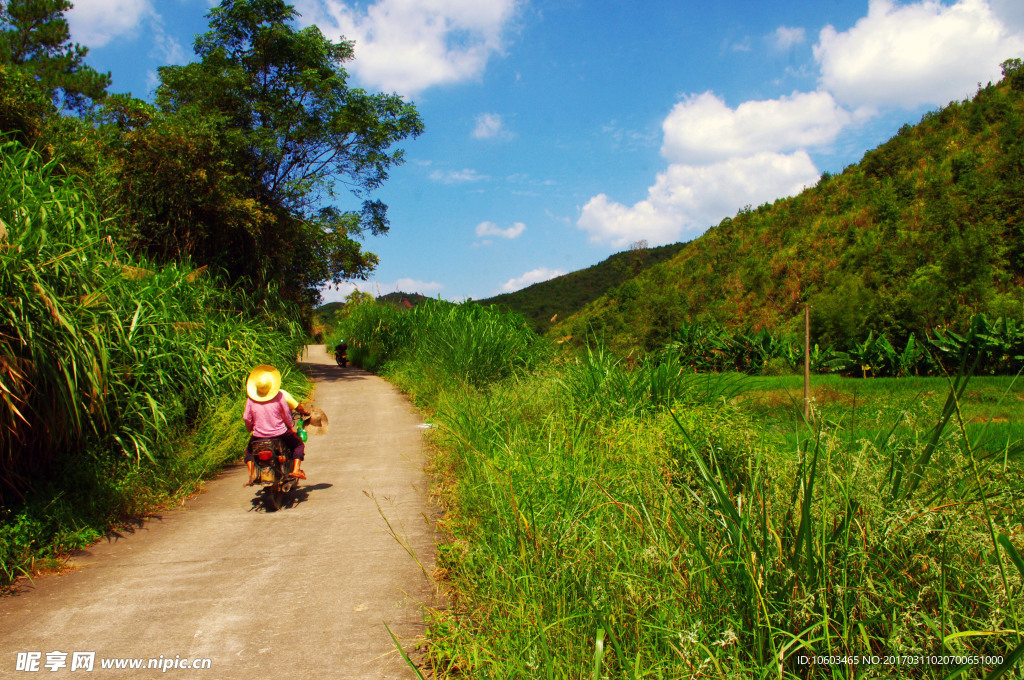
[0,0,110,113]
[147,0,423,303]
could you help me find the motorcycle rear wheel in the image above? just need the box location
[266,484,285,511]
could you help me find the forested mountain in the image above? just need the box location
[555,60,1024,353]
[479,242,686,333]
[378,291,431,307]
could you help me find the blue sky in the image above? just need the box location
[66,0,1024,302]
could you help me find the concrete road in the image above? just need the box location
[0,346,436,679]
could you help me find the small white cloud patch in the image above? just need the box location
[499,267,566,293]
[476,221,526,239]
[393,278,444,295]
[772,25,806,50]
[430,169,489,183]
[473,113,510,140]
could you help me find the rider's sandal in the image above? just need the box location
[291,470,306,480]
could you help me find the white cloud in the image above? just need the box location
[393,277,444,294]
[578,152,820,248]
[151,29,187,65]
[498,267,566,293]
[429,168,489,183]
[582,88,838,248]
[814,0,1024,109]
[67,0,187,87]
[724,37,752,52]
[772,26,806,50]
[991,0,1024,32]
[66,0,153,48]
[295,0,519,95]
[473,112,511,139]
[476,221,526,239]
[660,90,851,165]
[581,56,853,248]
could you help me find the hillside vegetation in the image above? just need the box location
[557,60,1024,355]
[479,242,686,334]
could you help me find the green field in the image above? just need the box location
[744,374,1024,460]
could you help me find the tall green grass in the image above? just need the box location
[328,298,548,393]
[560,342,750,419]
[356,300,1023,678]
[0,138,306,583]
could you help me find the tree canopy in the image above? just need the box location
[0,0,110,113]
[158,0,422,225]
[88,0,424,305]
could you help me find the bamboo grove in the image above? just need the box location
[0,141,306,579]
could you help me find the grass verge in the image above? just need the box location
[348,302,1024,679]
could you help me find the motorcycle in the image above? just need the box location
[335,343,348,367]
[249,414,307,511]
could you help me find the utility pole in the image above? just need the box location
[804,303,811,421]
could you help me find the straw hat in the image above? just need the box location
[302,402,329,435]
[246,365,281,402]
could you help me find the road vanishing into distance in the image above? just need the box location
[0,346,437,679]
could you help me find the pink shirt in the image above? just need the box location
[243,392,293,438]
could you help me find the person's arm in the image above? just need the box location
[281,398,295,432]
[280,389,308,415]
[280,389,298,410]
[243,399,255,432]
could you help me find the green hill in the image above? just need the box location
[479,242,687,333]
[316,301,346,316]
[556,60,1024,354]
[378,291,431,307]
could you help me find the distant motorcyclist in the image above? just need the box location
[243,365,306,485]
[335,339,348,367]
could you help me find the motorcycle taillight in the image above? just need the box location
[257,450,273,462]
[277,455,286,462]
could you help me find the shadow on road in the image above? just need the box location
[299,361,372,384]
[3,514,167,597]
[248,482,334,513]
[285,482,332,508]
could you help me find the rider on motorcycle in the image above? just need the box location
[243,365,306,486]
